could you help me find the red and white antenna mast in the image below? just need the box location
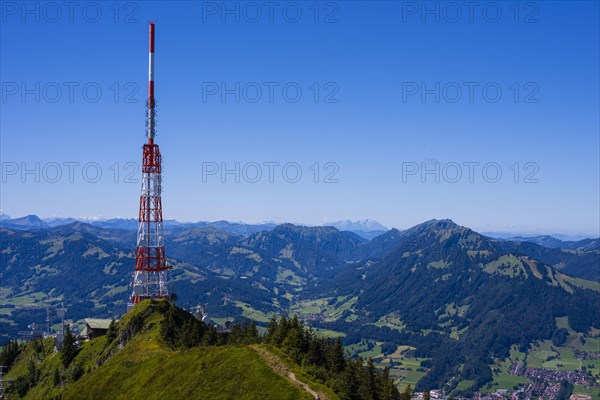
[147,22,156,143]
[130,22,171,306]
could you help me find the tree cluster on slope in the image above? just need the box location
[265,315,402,400]
[0,340,22,371]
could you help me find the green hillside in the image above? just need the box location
[2,300,323,400]
[65,345,312,400]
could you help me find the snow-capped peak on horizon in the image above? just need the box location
[325,219,388,232]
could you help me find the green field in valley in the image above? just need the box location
[345,341,430,391]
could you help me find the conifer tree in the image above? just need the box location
[0,340,21,371]
[273,316,289,345]
[338,356,361,400]
[379,367,398,400]
[330,336,346,373]
[248,320,259,343]
[60,326,78,368]
[106,319,118,344]
[359,358,378,400]
[400,384,413,400]
[265,316,278,343]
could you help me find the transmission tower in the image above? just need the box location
[130,22,172,306]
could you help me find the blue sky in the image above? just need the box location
[1,1,598,236]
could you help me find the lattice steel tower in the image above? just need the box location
[131,22,171,305]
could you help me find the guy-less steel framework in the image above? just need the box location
[131,22,171,305]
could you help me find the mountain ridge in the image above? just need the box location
[2,218,599,394]
[314,220,600,391]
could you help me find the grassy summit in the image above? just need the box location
[65,344,311,400]
[3,300,316,400]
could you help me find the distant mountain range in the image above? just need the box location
[483,231,595,242]
[1,217,599,393]
[502,235,600,251]
[0,214,49,229]
[2,214,597,244]
[0,215,390,239]
[325,219,388,239]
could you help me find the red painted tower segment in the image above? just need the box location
[131,22,171,305]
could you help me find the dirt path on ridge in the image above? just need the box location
[250,345,327,400]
